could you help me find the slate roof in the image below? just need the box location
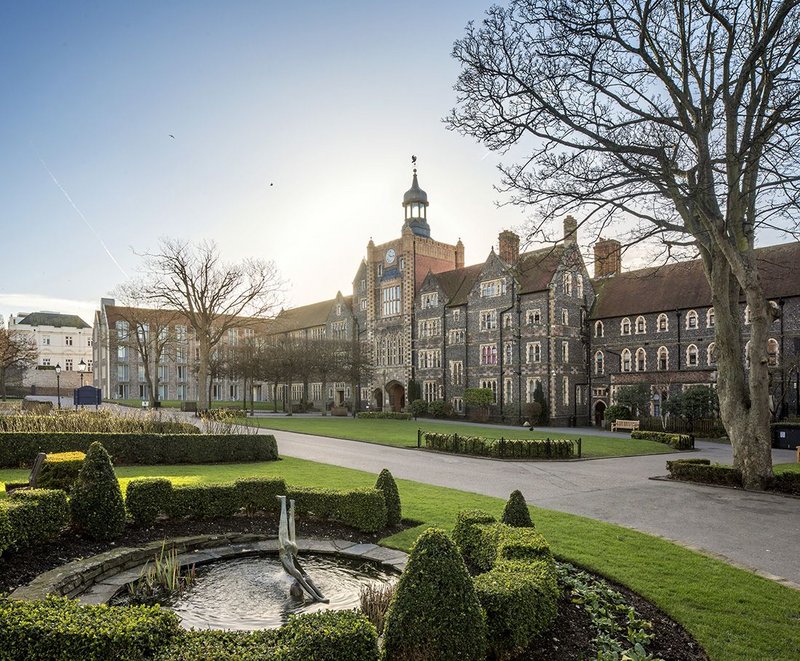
[16,312,90,329]
[591,242,800,319]
[272,296,353,333]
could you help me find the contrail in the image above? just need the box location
[38,157,129,279]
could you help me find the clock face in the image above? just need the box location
[385,248,397,265]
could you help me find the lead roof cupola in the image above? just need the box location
[402,167,431,238]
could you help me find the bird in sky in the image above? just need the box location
[269,182,274,187]
[169,134,175,139]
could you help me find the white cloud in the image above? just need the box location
[0,294,97,328]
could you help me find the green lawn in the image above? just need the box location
[116,399,279,410]
[775,462,800,474]
[2,458,799,659]
[235,416,675,459]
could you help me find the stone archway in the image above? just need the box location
[594,400,607,426]
[386,381,405,413]
[373,388,383,411]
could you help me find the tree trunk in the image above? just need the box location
[321,376,327,415]
[198,335,210,410]
[0,367,6,401]
[706,249,773,489]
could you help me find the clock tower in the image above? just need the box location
[362,165,465,411]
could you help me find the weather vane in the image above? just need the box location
[411,154,417,174]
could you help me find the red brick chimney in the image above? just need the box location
[594,238,622,278]
[498,230,520,263]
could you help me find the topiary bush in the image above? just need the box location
[631,430,693,449]
[5,489,70,549]
[235,477,287,516]
[0,595,180,661]
[375,468,401,526]
[126,479,174,526]
[37,451,85,492]
[501,490,533,528]
[167,484,240,519]
[287,486,387,533]
[274,610,378,661]
[604,404,632,424]
[409,399,428,418]
[382,528,487,661]
[70,442,126,540]
[452,509,498,569]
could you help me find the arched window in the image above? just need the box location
[768,338,780,366]
[621,348,632,372]
[686,310,699,329]
[594,320,604,338]
[745,340,751,368]
[561,308,569,325]
[576,275,584,298]
[621,317,631,335]
[744,305,751,325]
[706,308,715,328]
[635,316,647,334]
[635,348,647,371]
[594,351,605,375]
[686,344,699,366]
[657,313,669,332]
[707,342,717,366]
[657,346,669,371]
[563,272,573,296]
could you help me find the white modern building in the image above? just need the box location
[10,311,93,374]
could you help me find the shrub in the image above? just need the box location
[355,411,411,420]
[502,490,533,528]
[423,432,576,459]
[6,489,70,548]
[382,528,487,661]
[375,469,401,526]
[0,507,13,556]
[287,486,387,533]
[631,430,693,449]
[770,472,800,496]
[666,459,742,487]
[235,477,287,515]
[665,458,710,471]
[427,400,452,418]
[0,432,277,468]
[126,479,174,526]
[37,451,85,491]
[0,595,180,661]
[452,509,498,567]
[0,411,197,434]
[604,404,632,424]
[274,610,379,661]
[409,399,428,418]
[167,484,240,519]
[70,442,127,540]
[155,629,279,660]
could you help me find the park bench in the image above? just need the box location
[610,419,640,432]
[4,452,47,494]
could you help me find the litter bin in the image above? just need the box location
[772,425,800,450]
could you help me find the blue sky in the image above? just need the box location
[4,0,537,325]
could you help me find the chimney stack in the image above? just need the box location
[563,215,578,246]
[594,238,622,278]
[455,239,465,269]
[498,230,520,264]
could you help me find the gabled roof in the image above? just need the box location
[16,312,90,329]
[435,264,483,306]
[273,298,337,333]
[590,242,800,319]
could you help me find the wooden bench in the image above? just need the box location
[611,419,640,432]
[4,452,47,494]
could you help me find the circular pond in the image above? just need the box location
[119,553,397,631]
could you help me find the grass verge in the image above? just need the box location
[2,457,798,659]
[234,417,675,458]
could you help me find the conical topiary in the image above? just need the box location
[375,468,401,527]
[382,528,487,661]
[69,442,126,540]
[501,490,534,528]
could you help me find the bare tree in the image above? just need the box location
[308,339,344,415]
[0,328,38,400]
[133,238,283,410]
[448,0,800,488]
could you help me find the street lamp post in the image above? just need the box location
[55,364,62,410]
[78,359,87,387]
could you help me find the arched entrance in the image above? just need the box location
[594,400,607,426]
[373,388,383,411]
[386,381,405,413]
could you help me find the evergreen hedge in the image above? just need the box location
[631,430,694,449]
[666,458,743,487]
[0,489,69,556]
[70,442,126,540]
[37,452,85,492]
[0,432,277,468]
[125,478,174,526]
[501,490,534,528]
[424,432,576,459]
[287,486,387,533]
[382,528,488,661]
[375,468,401,526]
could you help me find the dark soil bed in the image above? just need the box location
[1,519,706,661]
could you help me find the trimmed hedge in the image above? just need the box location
[375,468,401,526]
[453,510,558,659]
[424,432,576,459]
[770,471,800,496]
[0,489,69,556]
[0,413,197,434]
[125,478,386,533]
[631,430,694,449]
[70,442,126,540]
[0,595,181,661]
[37,451,85,491]
[666,459,742,487]
[502,489,533,528]
[382,528,488,661]
[356,411,411,420]
[0,432,278,468]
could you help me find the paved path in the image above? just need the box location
[260,427,800,586]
